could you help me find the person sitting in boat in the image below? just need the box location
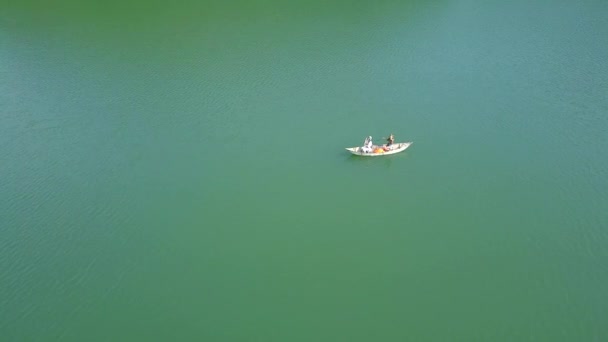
[361,136,373,153]
[386,134,394,146]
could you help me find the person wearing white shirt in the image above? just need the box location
[361,136,373,153]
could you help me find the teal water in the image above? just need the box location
[2,0,608,340]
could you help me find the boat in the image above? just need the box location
[345,142,413,156]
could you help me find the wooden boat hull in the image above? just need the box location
[345,142,413,156]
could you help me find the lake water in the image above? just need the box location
[2,0,607,340]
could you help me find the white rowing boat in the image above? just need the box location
[345,142,413,156]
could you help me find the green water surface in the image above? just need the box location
[2,0,607,341]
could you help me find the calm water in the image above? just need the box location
[2,0,608,340]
